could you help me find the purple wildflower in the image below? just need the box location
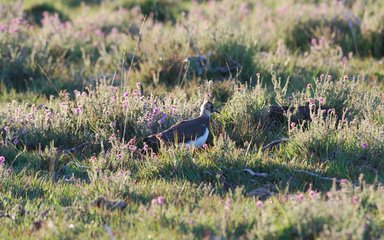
[290,122,296,129]
[256,200,264,209]
[0,23,7,32]
[341,56,348,65]
[128,138,136,146]
[109,134,116,142]
[94,29,104,37]
[239,2,250,17]
[153,107,160,115]
[0,156,5,165]
[311,38,317,46]
[309,98,315,107]
[224,198,232,210]
[128,145,137,152]
[133,90,140,97]
[340,179,349,185]
[352,195,360,205]
[308,190,319,199]
[318,97,325,104]
[361,142,368,149]
[157,196,165,205]
[13,139,19,145]
[143,142,149,152]
[295,193,305,202]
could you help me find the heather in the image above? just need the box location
[0,0,384,239]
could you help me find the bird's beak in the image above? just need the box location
[213,108,221,114]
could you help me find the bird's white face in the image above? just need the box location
[200,101,219,117]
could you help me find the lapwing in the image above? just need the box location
[143,101,220,152]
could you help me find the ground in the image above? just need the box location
[0,0,384,239]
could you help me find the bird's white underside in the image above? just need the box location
[183,127,209,147]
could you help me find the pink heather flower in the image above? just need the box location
[0,23,7,32]
[143,143,149,152]
[295,193,305,202]
[74,90,81,97]
[318,97,325,104]
[76,106,83,115]
[352,195,359,205]
[109,134,116,142]
[343,75,348,81]
[157,196,165,206]
[311,38,317,46]
[90,156,97,161]
[340,179,349,185]
[45,110,52,119]
[105,111,110,116]
[320,74,324,81]
[256,200,264,209]
[202,143,208,150]
[290,122,296,128]
[309,98,315,106]
[13,139,19,145]
[4,126,10,132]
[224,198,232,209]
[327,75,332,81]
[341,56,348,65]
[136,82,142,89]
[124,92,129,98]
[128,145,137,152]
[153,107,160,115]
[133,90,140,97]
[239,2,250,17]
[361,143,368,149]
[128,138,136,146]
[94,29,105,37]
[0,156,5,165]
[307,83,312,90]
[117,153,122,160]
[109,122,116,129]
[326,191,333,198]
[308,190,319,199]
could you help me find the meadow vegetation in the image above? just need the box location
[0,0,383,239]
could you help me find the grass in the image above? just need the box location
[0,0,384,239]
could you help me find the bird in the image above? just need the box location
[143,101,220,152]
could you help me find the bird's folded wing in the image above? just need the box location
[158,119,208,143]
